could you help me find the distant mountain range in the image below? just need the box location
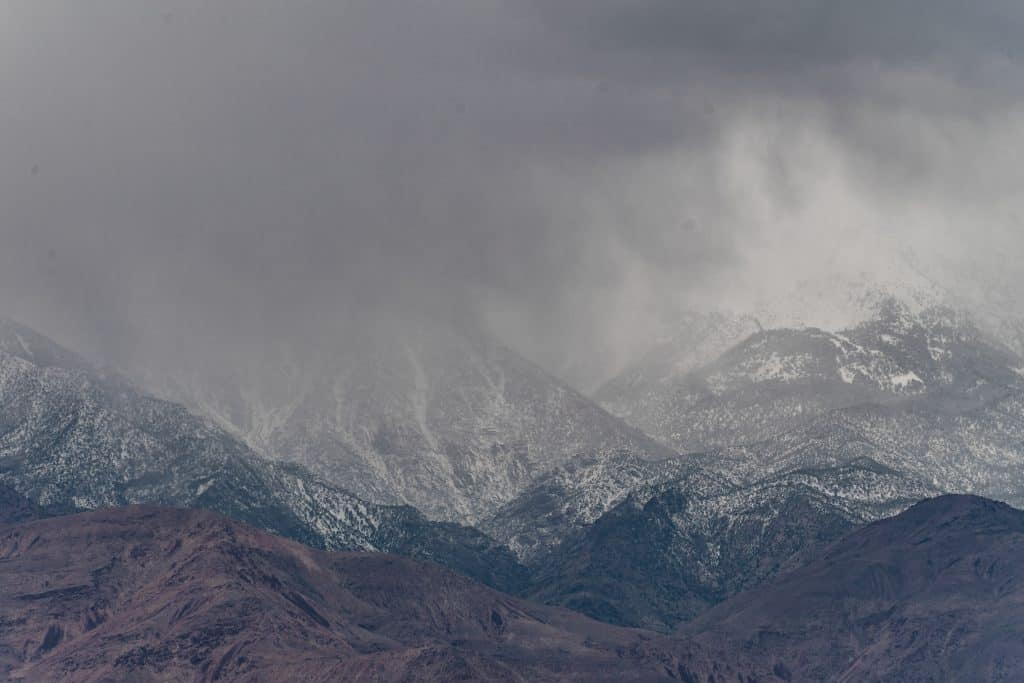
[6,288,1024,663]
[482,297,1024,631]
[594,311,762,423]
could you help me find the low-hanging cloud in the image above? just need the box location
[2,1,1024,388]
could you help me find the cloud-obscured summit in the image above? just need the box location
[4,1,1024,389]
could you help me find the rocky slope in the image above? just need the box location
[0,319,525,591]
[686,495,1024,681]
[0,504,769,682]
[142,317,674,523]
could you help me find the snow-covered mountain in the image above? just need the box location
[10,290,1024,635]
[482,449,706,562]
[597,243,1024,444]
[599,299,1024,454]
[478,295,1024,628]
[594,297,1024,513]
[142,317,674,523]
[696,385,1024,509]
[0,319,526,591]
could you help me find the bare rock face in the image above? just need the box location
[0,505,765,682]
[685,495,1024,682]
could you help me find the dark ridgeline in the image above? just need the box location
[2,494,1024,680]
[685,495,1024,681]
[0,502,761,682]
[519,458,937,631]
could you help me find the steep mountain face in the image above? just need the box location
[144,318,674,523]
[686,495,1024,682]
[494,457,936,631]
[601,301,1024,455]
[0,504,772,682]
[0,322,526,592]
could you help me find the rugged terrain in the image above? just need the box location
[600,301,1024,452]
[489,454,937,630]
[594,311,761,428]
[8,306,1024,654]
[598,301,1024,507]
[3,492,1023,681]
[500,296,1024,630]
[0,319,526,592]
[0,502,765,682]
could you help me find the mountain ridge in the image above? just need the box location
[0,321,528,592]
[0,502,768,682]
[685,494,1024,681]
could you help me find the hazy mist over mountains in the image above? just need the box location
[4,1,1024,392]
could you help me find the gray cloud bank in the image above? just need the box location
[2,1,1024,388]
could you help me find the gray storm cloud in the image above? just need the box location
[2,1,1023,388]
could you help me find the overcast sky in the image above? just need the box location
[3,1,1024,388]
